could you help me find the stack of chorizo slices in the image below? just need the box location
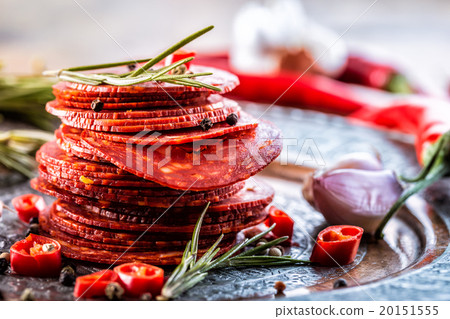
[34,65,282,265]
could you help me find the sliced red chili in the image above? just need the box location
[114,262,164,297]
[165,49,196,69]
[310,225,363,266]
[265,206,294,240]
[74,270,119,299]
[10,234,61,277]
[11,194,46,223]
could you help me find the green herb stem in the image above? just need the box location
[160,203,310,300]
[375,130,450,239]
[129,25,214,77]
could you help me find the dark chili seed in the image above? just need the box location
[105,282,124,301]
[29,217,39,225]
[0,258,8,275]
[200,118,213,131]
[91,99,104,112]
[333,278,348,289]
[226,113,238,126]
[127,63,137,71]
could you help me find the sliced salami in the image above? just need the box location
[86,112,257,145]
[40,205,236,251]
[59,105,240,132]
[81,120,282,191]
[54,95,208,108]
[37,141,128,174]
[31,177,274,213]
[49,201,267,237]
[32,177,243,207]
[39,165,245,198]
[60,66,239,96]
[56,200,267,232]
[47,95,229,119]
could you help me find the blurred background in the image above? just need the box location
[1,0,450,91]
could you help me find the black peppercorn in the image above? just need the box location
[226,113,238,126]
[91,99,104,112]
[333,278,348,289]
[127,63,137,71]
[29,217,39,225]
[59,266,76,287]
[0,258,8,275]
[200,117,213,131]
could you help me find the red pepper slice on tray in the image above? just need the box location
[265,206,294,240]
[114,262,164,297]
[74,270,119,299]
[10,234,61,277]
[310,225,363,266]
[165,49,196,69]
[11,194,46,223]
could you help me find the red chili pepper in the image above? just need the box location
[310,225,363,266]
[114,262,164,297]
[11,194,46,223]
[338,56,401,91]
[74,270,119,299]
[165,49,196,69]
[265,206,294,240]
[10,234,61,277]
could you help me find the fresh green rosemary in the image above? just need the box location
[158,203,310,300]
[0,129,53,178]
[0,75,56,131]
[43,26,221,91]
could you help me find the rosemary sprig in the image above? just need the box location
[0,75,56,131]
[43,26,221,92]
[0,129,53,178]
[159,203,310,300]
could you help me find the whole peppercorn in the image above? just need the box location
[226,113,238,126]
[200,118,213,131]
[91,99,104,112]
[274,281,286,294]
[333,278,348,289]
[59,266,76,287]
[105,282,124,301]
[0,252,10,263]
[268,247,283,257]
[20,288,35,301]
[140,292,152,301]
[127,63,137,71]
[0,258,8,275]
